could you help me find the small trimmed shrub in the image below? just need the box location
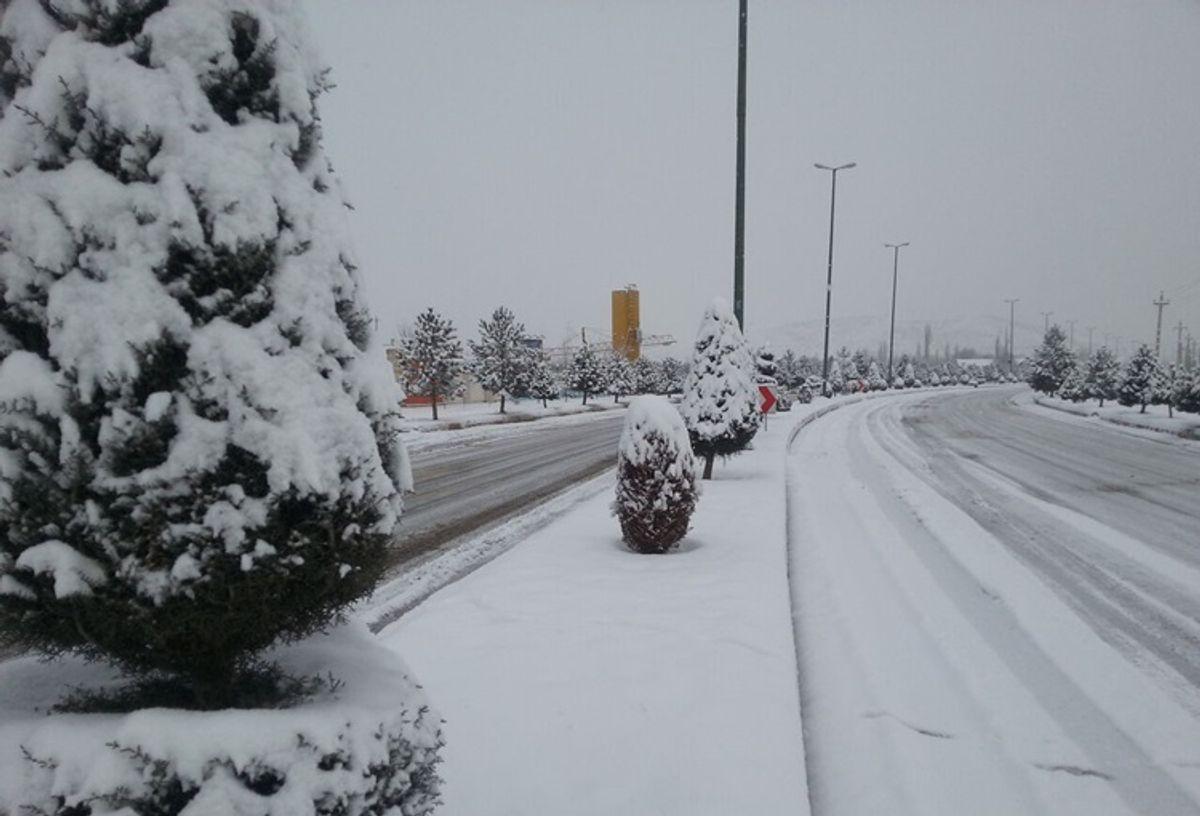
[615,397,699,554]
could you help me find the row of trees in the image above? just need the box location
[396,307,692,416]
[1028,326,1200,416]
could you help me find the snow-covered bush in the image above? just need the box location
[0,623,443,816]
[755,343,777,383]
[1176,369,1200,415]
[470,306,533,414]
[631,356,663,395]
[1027,325,1075,394]
[1118,344,1159,413]
[603,350,635,402]
[613,397,698,554]
[866,361,887,391]
[400,307,464,420]
[0,0,411,706]
[680,299,759,480]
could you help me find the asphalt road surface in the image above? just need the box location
[392,412,626,565]
[896,387,1200,699]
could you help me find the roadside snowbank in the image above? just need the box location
[0,623,442,815]
[401,398,623,433]
[377,416,809,815]
[402,400,627,454]
[1029,392,1200,440]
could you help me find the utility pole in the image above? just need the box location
[1004,298,1019,369]
[884,241,909,382]
[1176,320,1187,366]
[732,0,748,329]
[1065,319,1076,350]
[1041,311,1053,333]
[1153,291,1169,359]
[1087,325,1095,356]
[815,162,856,395]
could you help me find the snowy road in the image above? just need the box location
[789,386,1200,815]
[393,412,626,562]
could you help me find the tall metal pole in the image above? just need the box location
[1041,311,1053,333]
[1087,325,1095,356]
[732,0,748,329]
[1066,319,1076,350]
[1153,291,1169,359]
[815,162,855,395]
[1176,320,1186,365]
[884,241,909,381]
[1004,298,1019,369]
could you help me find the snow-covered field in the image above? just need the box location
[1029,392,1200,440]
[790,389,1200,815]
[377,416,810,816]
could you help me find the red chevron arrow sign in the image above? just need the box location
[759,384,778,414]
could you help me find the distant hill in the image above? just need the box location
[757,314,1045,361]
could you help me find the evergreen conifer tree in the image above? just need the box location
[1118,344,1159,413]
[603,351,635,402]
[0,0,410,705]
[755,344,778,383]
[469,306,532,414]
[680,299,759,479]
[1083,346,1121,406]
[631,356,663,395]
[1027,325,1075,394]
[658,356,688,395]
[1058,364,1088,402]
[614,397,698,554]
[527,350,559,408]
[400,308,463,420]
[568,344,605,404]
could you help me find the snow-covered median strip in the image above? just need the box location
[402,400,627,454]
[375,418,809,815]
[1026,392,1200,441]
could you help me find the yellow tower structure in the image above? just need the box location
[611,285,641,361]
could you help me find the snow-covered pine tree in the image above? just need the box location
[777,349,801,388]
[658,356,688,395]
[1027,325,1075,395]
[1118,344,1159,413]
[866,360,887,391]
[901,361,917,388]
[400,308,463,420]
[1176,368,1200,415]
[631,356,662,395]
[755,344,778,383]
[680,299,759,479]
[469,306,533,414]
[1153,363,1180,418]
[527,349,559,408]
[0,0,412,706]
[568,343,605,404]
[828,358,845,394]
[1058,364,1088,402]
[614,396,698,554]
[1083,346,1121,406]
[603,351,634,402]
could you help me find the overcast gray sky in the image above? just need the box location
[304,0,1200,357]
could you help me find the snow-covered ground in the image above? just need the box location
[377,415,810,816]
[789,388,1200,815]
[1028,392,1200,440]
[400,397,623,435]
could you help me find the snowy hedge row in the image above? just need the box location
[0,624,443,816]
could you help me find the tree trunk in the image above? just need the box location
[431,387,438,420]
[702,453,714,480]
[542,397,548,408]
[499,393,506,414]
[1141,401,1147,414]
[582,392,588,405]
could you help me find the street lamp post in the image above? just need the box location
[732,0,749,329]
[1004,298,1019,369]
[1042,311,1054,333]
[884,241,909,382]
[816,162,856,395]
